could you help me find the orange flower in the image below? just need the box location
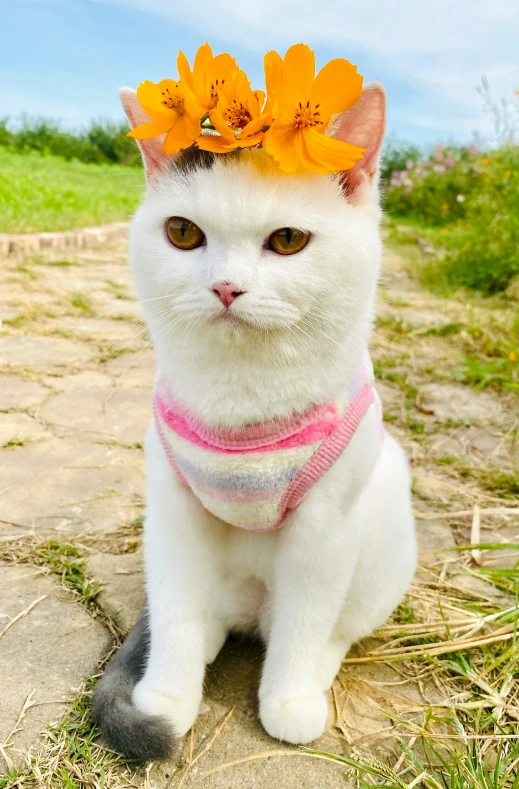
[262,44,365,174]
[177,43,237,113]
[197,69,270,153]
[128,79,202,154]
[509,351,517,362]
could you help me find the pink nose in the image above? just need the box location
[212,281,245,309]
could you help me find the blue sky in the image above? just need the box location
[1,0,518,145]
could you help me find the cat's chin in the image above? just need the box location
[210,311,249,330]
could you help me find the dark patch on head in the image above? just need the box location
[173,145,216,175]
[172,144,243,176]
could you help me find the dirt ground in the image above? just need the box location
[1,236,518,788]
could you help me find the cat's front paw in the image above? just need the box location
[260,690,328,744]
[133,680,199,737]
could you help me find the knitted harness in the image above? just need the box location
[153,355,383,531]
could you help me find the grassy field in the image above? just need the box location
[0,148,144,233]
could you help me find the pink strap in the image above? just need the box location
[279,383,375,519]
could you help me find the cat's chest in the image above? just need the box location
[221,525,280,585]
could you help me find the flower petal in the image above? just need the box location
[263,123,305,173]
[310,59,363,122]
[128,116,175,140]
[284,43,315,102]
[204,52,237,105]
[177,50,194,92]
[239,112,271,139]
[210,107,236,142]
[235,132,264,149]
[183,108,204,140]
[193,42,213,96]
[135,80,170,119]
[264,49,285,115]
[253,90,266,111]
[163,115,197,154]
[303,128,365,173]
[196,133,234,153]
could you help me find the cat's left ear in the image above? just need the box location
[120,87,175,178]
[327,83,386,200]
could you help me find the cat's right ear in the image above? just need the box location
[327,83,386,203]
[119,87,175,178]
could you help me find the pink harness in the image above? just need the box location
[154,358,382,531]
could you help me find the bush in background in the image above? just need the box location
[384,141,519,294]
[0,117,141,166]
[379,138,421,184]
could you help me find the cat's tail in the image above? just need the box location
[92,607,176,761]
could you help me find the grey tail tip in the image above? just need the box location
[91,607,177,761]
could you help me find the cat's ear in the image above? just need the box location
[327,83,386,199]
[119,87,176,177]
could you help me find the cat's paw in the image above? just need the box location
[260,691,328,744]
[132,681,199,737]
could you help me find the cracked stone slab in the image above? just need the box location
[0,336,93,371]
[38,387,152,445]
[0,413,52,446]
[0,439,144,534]
[86,551,145,634]
[0,563,110,769]
[103,351,156,387]
[0,375,49,410]
[42,370,114,393]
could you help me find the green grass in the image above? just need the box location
[304,736,519,789]
[0,147,143,233]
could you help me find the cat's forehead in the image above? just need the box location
[154,149,347,233]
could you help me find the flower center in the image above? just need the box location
[223,99,253,130]
[161,86,184,113]
[293,102,322,130]
[209,78,226,107]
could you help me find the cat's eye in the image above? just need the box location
[165,217,205,250]
[267,227,311,256]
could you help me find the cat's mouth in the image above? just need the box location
[212,310,248,328]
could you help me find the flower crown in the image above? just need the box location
[128,43,366,175]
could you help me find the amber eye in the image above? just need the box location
[267,227,311,256]
[165,217,205,250]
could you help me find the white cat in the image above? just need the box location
[92,83,416,759]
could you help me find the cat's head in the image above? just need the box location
[121,84,386,382]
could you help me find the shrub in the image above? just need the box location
[0,116,141,167]
[384,143,483,225]
[385,142,519,294]
[380,138,421,184]
[441,147,519,293]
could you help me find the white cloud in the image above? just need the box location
[95,0,518,57]
[93,0,519,139]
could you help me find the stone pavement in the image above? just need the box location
[1,240,518,786]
